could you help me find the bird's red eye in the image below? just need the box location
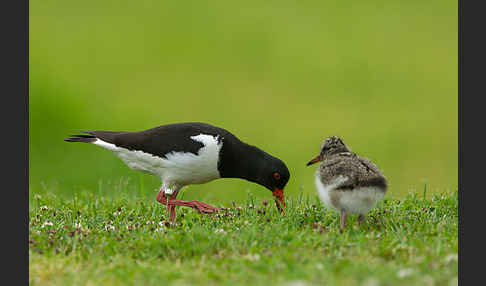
[273,172,281,180]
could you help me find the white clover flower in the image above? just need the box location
[41,221,53,228]
[244,254,260,261]
[285,280,308,286]
[361,278,380,286]
[445,254,458,263]
[40,205,48,211]
[397,268,414,278]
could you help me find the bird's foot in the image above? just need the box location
[190,201,221,214]
[156,191,220,215]
[169,200,220,214]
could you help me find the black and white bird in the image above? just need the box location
[65,122,290,222]
[306,136,387,232]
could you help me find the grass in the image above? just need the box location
[29,188,458,286]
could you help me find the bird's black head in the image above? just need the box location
[257,156,290,214]
[218,142,290,214]
[306,136,350,166]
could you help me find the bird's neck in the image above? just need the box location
[218,141,269,184]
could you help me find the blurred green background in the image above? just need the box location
[29,0,457,204]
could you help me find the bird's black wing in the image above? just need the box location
[85,122,234,159]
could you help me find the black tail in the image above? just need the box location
[64,132,97,143]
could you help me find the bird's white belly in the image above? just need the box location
[93,134,222,187]
[314,172,385,215]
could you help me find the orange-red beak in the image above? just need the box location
[306,155,322,166]
[272,188,286,214]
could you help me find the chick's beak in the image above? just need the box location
[272,188,286,214]
[306,155,322,166]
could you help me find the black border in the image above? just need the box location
[459,0,485,285]
[458,0,462,283]
[2,0,29,284]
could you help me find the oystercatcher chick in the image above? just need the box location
[306,136,387,232]
[65,122,290,222]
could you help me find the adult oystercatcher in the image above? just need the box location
[306,136,387,231]
[65,122,290,222]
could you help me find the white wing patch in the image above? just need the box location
[92,134,223,188]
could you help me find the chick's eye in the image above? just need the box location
[273,172,281,180]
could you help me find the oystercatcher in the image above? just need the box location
[65,122,290,222]
[306,136,387,231]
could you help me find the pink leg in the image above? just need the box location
[156,189,220,222]
[166,199,221,214]
[169,204,177,222]
[168,190,179,222]
[156,189,177,222]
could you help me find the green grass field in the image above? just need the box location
[29,190,457,286]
